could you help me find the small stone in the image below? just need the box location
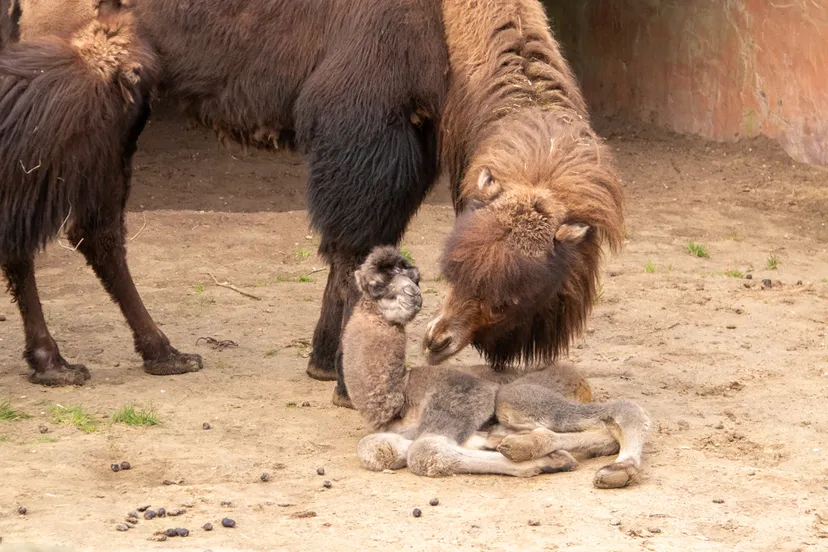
[120,461,131,470]
[164,528,179,538]
[528,520,541,526]
[162,479,178,486]
[221,518,236,528]
[260,472,270,482]
[17,507,27,515]
[0,314,6,321]
[726,325,736,329]
[176,528,189,537]
[713,499,725,504]
[115,523,130,532]
[123,519,137,527]
[203,523,213,531]
[202,422,211,430]
[168,509,186,517]
[316,467,325,476]
[762,279,772,288]
[111,464,121,472]
[137,505,151,512]
[412,508,422,518]
[148,535,167,542]
[221,501,232,507]
[796,280,803,286]
[649,527,662,534]
[38,425,49,434]
[610,518,621,526]
[301,401,311,407]
[143,510,157,520]
[157,508,167,518]
[715,422,724,430]
[323,480,332,489]
[429,498,439,507]
[128,511,139,519]
[745,273,753,280]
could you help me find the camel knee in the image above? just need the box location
[357,433,410,472]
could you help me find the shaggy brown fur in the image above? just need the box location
[0,0,20,49]
[0,0,201,385]
[344,247,650,485]
[425,0,625,369]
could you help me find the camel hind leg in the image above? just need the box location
[495,382,651,488]
[2,257,91,385]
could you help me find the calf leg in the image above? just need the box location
[407,434,577,478]
[495,383,651,488]
[2,258,91,386]
[68,218,202,376]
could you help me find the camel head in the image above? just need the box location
[424,111,623,368]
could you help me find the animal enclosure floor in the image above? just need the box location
[1,107,827,552]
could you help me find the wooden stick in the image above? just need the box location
[206,273,262,301]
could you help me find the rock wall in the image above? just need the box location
[546,0,828,166]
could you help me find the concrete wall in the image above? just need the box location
[545,0,828,167]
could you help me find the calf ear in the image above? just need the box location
[554,223,590,244]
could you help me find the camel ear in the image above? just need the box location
[555,223,590,244]
[477,167,494,190]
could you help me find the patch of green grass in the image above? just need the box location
[294,248,311,260]
[0,435,11,442]
[724,269,744,278]
[686,241,710,259]
[193,283,205,293]
[197,295,216,306]
[400,249,415,265]
[821,278,828,284]
[111,403,160,427]
[35,436,58,444]
[297,275,313,283]
[644,260,655,273]
[0,401,31,422]
[285,402,298,408]
[49,405,97,433]
[766,255,780,270]
[725,228,740,241]
[264,348,280,358]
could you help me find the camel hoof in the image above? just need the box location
[539,450,578,474]
[306,358,337,381]
[144,350,203,375]
[331,388,353,409]
[593,460,638,489]
[29,362,91,386]
[497,433,539,463]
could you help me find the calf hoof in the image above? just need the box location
[144,349,203,376]
[539,450,578,474]
[497,432,541,463]
[593,459,639,489]
[29,362,91,386]
[306,358,337,381]
[331,387,353,409]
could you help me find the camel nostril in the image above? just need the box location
[429,336,452,353]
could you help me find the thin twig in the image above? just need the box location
[20,159,42,174]
[130,212,148,241]
[306,267,328,276]
[206,273,262,301]
[56,204,84,252]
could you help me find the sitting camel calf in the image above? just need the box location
[341,246,651,488]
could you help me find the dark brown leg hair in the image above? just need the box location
[68,215,202,376]
[2,257,91,385]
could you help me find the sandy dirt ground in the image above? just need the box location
[1,105,827,552]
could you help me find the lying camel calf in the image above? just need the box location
[341,246,651,487]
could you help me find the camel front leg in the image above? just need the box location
[407,435,577,478]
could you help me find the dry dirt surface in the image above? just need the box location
[1,106,827,552]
